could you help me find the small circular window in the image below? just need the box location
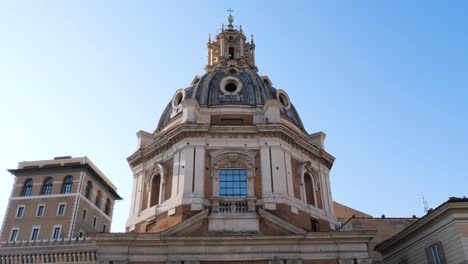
[171,89,185,109]
[276,90,291,110]
[220,76,242,95]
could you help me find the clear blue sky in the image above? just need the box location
[1,1,467,232]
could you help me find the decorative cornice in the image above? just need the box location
[127,123,335,170]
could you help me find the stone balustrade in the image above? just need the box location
[211,197,256,213]
[0,238,97,264]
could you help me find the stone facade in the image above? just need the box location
[376,197,468,264]
[340,217,418,263]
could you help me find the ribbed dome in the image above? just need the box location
[156,69,305,132]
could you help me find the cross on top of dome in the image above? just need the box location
[227,8,234,26]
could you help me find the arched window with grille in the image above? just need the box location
[85,181,92,199]
[61,176,73,194]
[104,198,111,215]
[22,178,33,196]
[95,190,101,208]
[41,177,53,195]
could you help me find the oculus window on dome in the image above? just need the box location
[220,76,242,95]
[219,169,247,198]
[172,89,185,109]
[276,90,291,110]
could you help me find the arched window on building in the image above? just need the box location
[62,176,73,194]
[41,177,53,195]
[304,173,315,206]
[149,174,161,207]
[22,178,33,196]
[209,150,256,213]
[95,190,102,208]
[104,198,111,215]
[85,181,92,199]
[228,47,235,59]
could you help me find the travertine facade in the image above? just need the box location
[94,16,375,264]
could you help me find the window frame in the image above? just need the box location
[298,161,323,209]
[41,177,53,195]
[36,203,46,217]
[16,205,25,218]
[82,208,87,220]
[30,225,40,241]
[210,150,256,198]
[95,190,102,208]
[145,163,167,209]
[61,176,73,194]
[57,202,66,216]
[426,241,446,264]
[51,225,62,240]
[85,181,92,199]
[219,168,248,198]
[22,178,33,196]
[104,198,111,215]
[9,227,19,242]
[93,216,97,227]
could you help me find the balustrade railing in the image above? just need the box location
[0,238,97,264]
[211,198,256,213]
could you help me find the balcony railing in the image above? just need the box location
[211,198,256,213]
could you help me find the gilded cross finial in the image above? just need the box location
[227,8,234,25]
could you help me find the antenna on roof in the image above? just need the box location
[422,196,429,214]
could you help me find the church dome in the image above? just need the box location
[156,68,305,131]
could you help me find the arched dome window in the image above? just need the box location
[276,90,291,110]
[41,177,53,195]
[150,174,161,207]
[85,181,93,199]
[95,190,102,208]
[304,173,315,206]
[22,178,33,196]
[145,163,166,209]
[61,176,73,194]
[301,169,323,209]
[171,89,185,109]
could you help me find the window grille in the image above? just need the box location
[219,169,247,198]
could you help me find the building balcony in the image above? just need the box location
[208,197,259,233]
